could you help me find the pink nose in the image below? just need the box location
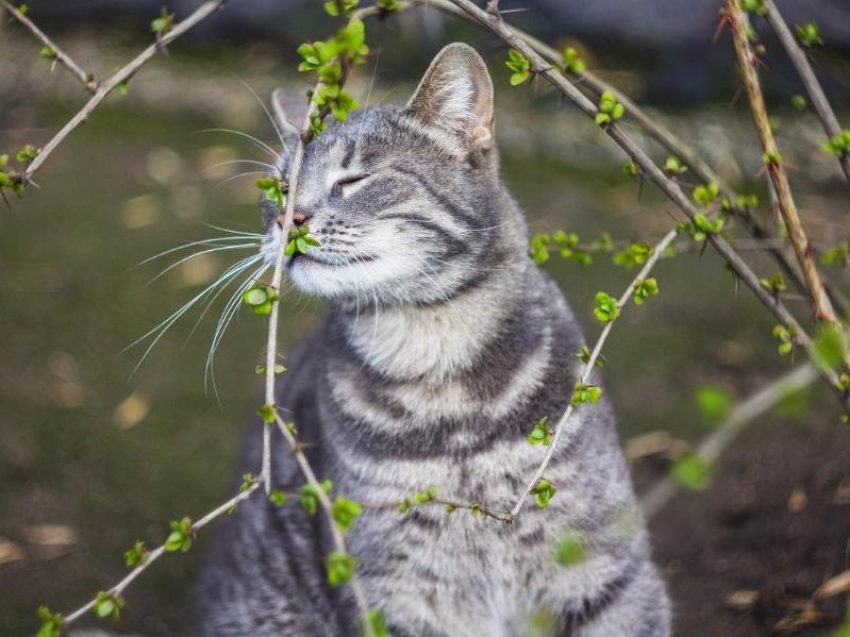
[276,211,307,228]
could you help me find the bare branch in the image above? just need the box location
[20,0,230,183]
[1,0,98,93]
[641,362,818,518]
[726,0,837,325]
[763,0,850,186]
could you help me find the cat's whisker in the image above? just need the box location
[202,159,280,176]
[148,243,259,286]
[203,224,264,238]
[214,171,270,189]
[233,76,290,161]
[133,236,259,269]
[199,128,279,160]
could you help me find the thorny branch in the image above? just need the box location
[763,0,850,187]
[726,0,837,326]
[2,0,98,92]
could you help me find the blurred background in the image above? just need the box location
[1,1,849,635]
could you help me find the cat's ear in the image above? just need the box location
[407,43,495,152]
[271,88,309,146]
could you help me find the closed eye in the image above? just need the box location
[333,173,370,195]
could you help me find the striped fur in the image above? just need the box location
[198,44,670,636]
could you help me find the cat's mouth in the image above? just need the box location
[288,250,378,268]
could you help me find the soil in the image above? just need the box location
[637,422,850,636]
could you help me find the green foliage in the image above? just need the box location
[762,151,783,165]
[256,363,286,374]
[694,385,733,424]
[124,540,148,568]
[117,79,130,97]
[759,272,786,295]
[679,213,724,242]
[255,176,286,208]
[796,22,823,47]
[151,7,175,36]
[672,454,711,491]
[506,49,532,85]
[165,517,193,552]
[553,532,586,567]
[324,0,359,17]
[15,144,38,164]
[814,324,847,370]
[0,151,29,197]
[662,155,687,176]
[821,241,849,267]
[561,46,586,75]
[257,403,276,423]
[366,609,389,637]
[529,233,551,264]
[326,550,356,586]
[740,0,766,15]
[530,479,557,508]
[734,193,759,210]
[571,381,602,405]
[791,94,807,111]
[39,46,57,61]
[376,0,402,11]
[16,4,29,16]
[332,496,363,531]
[242,285,279,317]
[36,606,63,637]
[528,417,552,446]
[300,480,333,516]
[692,182,719,207]
[240,473,257,492]
[285,225,322,257]
[577,344,604,368]
[822,131,850,157]
[593,291,619,323]
[268,490,289,506]
[772,323,797,355]
[613,242,652,269]
[595,91,624,126]
[623,160,639,177]
[632,277,659,306]
[415,487,438,504]
[94,591,124,620]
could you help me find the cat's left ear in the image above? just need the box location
[407,43,495,152]
[271,88,309,147]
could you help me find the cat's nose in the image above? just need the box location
[276,211,308,228]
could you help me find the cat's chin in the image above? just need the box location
[286,254,362,300]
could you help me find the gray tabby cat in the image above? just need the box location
[198,43,670,636]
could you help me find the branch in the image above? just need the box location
[60,482,261,626]
[763,0,850,186]
[726,0,837,326]
[274,413,375,637]
[442,0,848,403]
[1,0,98,93]
[510,228,678,518]
[19,0,230,183]
[641,362,818,518]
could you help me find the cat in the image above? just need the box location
[198,43,670,637]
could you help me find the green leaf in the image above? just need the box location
[561,46,586,75]
[36,606,63,637]
[772,323,797,355]
[672,454,711,491]
[151,7,175,35]
[571,381,602,406]
[326,550,356,586]
[740,0,766,15]
[94,591,124,621]
[530,479,557,508]
[366,609,389,637]
[15,144,38,164]
[663,155,687,176]
[528,417,552,446]
[795,21,823,47]
[593,291,620,323]
[613,242,652,269]
[415,486,438,504]
[692,182,719,207]
[633,277,659,306]
[257,404,276,424]
[529,234,551,264]
[124,540,148,568]
[300,480,333,516]
[164,517,193,552]
[332,496,363,531]
[694,385,733,424]
[814,324,847,370]
[821,241,849,267]
[553,531,586,567]
[269,490,289,506]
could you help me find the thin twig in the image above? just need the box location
[361,498,512,523]
[726,0,836,325]
[1,0,98,93]
[763,0,850,186]
[641,362,818,518]
[274,413,375,637]
[62,482,261,625]
[19,0,230,182]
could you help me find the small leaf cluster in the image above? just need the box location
[571,381,602,406]
[0,146,39,197]
[673,454,711,490]
[324,0,358,17]
[36,606,63,637]
[256,176,287,209]
[577,345,604,369]
[286,225,321,257]
[762,150,783,165]
[663,155,688,177]
[242,285,279,317]
[151,6,175,36]
[795,22,823,47]
[367,609,389,637]
[595,91,624,126]
[506,49,532,85]
[529,231,610,266]
[269,490,289,506]
[300,479,333,516]
[814,324,847,370]
[692,182,719,207]
[298,19,369,122]
[613,241,652,269]
[39,46,57,61]
[398,486,438,513]
[257,403,277,423]
[94,591,124,621]
[593,291,620,323]
[528,417,552,446]
[821,241,849,267]
[256,363,286,375]
[790,94,807,111]
[376,0,402,11]
[759,272,786,296]
[679,213,724,242]
[740,0,766,16]
[332,496,363,531]
[326,550,356,586]
[633,277,659,306]
[553,532,586,567]
[165,517,193,553]
[240,473,258,492]
[772,323,797,355]
[561,47,586,75]
[694,385,733,424]
[822,130,850,157]
[124,540,149,567]
[731,193,759,210]
[530,479,557,508]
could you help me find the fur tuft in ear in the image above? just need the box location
[407,43,495,151]
[271,88,309,147]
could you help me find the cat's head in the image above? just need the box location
[262,43,511,306]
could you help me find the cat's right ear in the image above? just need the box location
[271,88,309,147]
